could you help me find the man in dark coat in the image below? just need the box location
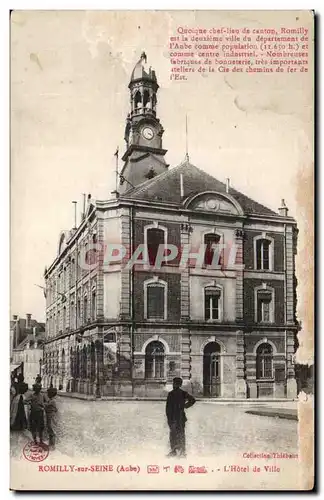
[166,377,196,457]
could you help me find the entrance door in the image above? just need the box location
[203,342,221,397]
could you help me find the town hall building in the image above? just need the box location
[43,53,299,399]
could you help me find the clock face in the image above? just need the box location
[142,127,154,140]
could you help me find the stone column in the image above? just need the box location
[235,330,247,398]
[180,330,191,382]
[286,330,297,398]
[246,353,257,398]
[95,339,104,397]
[234,229,244,322]
[285,226,295,325]
[180,225,190,321]
[96,218,105,319]
[120,209,131,320]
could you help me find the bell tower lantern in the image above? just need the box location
[119,52,168,194]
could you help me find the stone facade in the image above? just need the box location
[43,54,299,399]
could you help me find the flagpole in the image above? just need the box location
[115,147,119,195]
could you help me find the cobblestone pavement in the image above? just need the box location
[10,398,298,460]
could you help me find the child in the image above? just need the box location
[45,387,58,449]
[29,383,46,445]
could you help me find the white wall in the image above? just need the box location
[190,275,236,322]
[103,215,121,248]
[103,272,121,319]
[23,347,43,388]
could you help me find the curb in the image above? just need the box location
[57,392,296,404]
[245,410,298,421]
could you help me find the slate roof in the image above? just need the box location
[14,331,45,351]
[122,160,279,216]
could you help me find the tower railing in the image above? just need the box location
[130,107,156,118]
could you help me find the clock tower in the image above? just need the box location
[119,52,168,194]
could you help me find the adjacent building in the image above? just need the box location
[11,313,45,385]
[43,53,299,399]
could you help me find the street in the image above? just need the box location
[10,398,298,460]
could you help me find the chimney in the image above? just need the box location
[278,199,288,217]
[13,315,18,321]
[226,178,230,193]
[82,193,86,220]
[26,313,31,329]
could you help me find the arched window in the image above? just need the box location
[144,279,167,320]
[134,91,142,110]
[61,349,66,377]
[145,341,165,379]
[254,237,273,271]
[76,347,80,378]
[71,258,75,283]
[91,289,96,320]
[146,227,166,266]
[70,347,74,377]
[62,267,66,292]
[83,295,88,324]
[77,297,81,328]
[152,93,157,111]
[204,286,222,321]
[77,251,81,279]
[204,233,222,267]
[256,343,273,379]
[90,342,96,381]
[70,295,75,330]
[82,346,87,379]
[143,89,150,108]
[62,306,66,331]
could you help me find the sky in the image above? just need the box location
[10,10,313,323]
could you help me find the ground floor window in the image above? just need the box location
[145,341,165,379]
[256,343,273,379]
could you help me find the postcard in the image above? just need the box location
[10,10,314,490]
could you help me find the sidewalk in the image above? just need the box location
[58,391,296,405]
[245,407,298,421]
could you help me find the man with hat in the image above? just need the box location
[166,377,196,457]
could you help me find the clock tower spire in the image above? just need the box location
[119,52,168,194]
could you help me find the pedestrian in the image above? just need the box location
[10,374,29,431]
[28,383,46,445]
[45,387,59,449]
[166,377,196,458]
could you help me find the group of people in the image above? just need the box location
[11,373,195,457]
[10,374,60,449]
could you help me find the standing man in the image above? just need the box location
[166,377,196,457]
